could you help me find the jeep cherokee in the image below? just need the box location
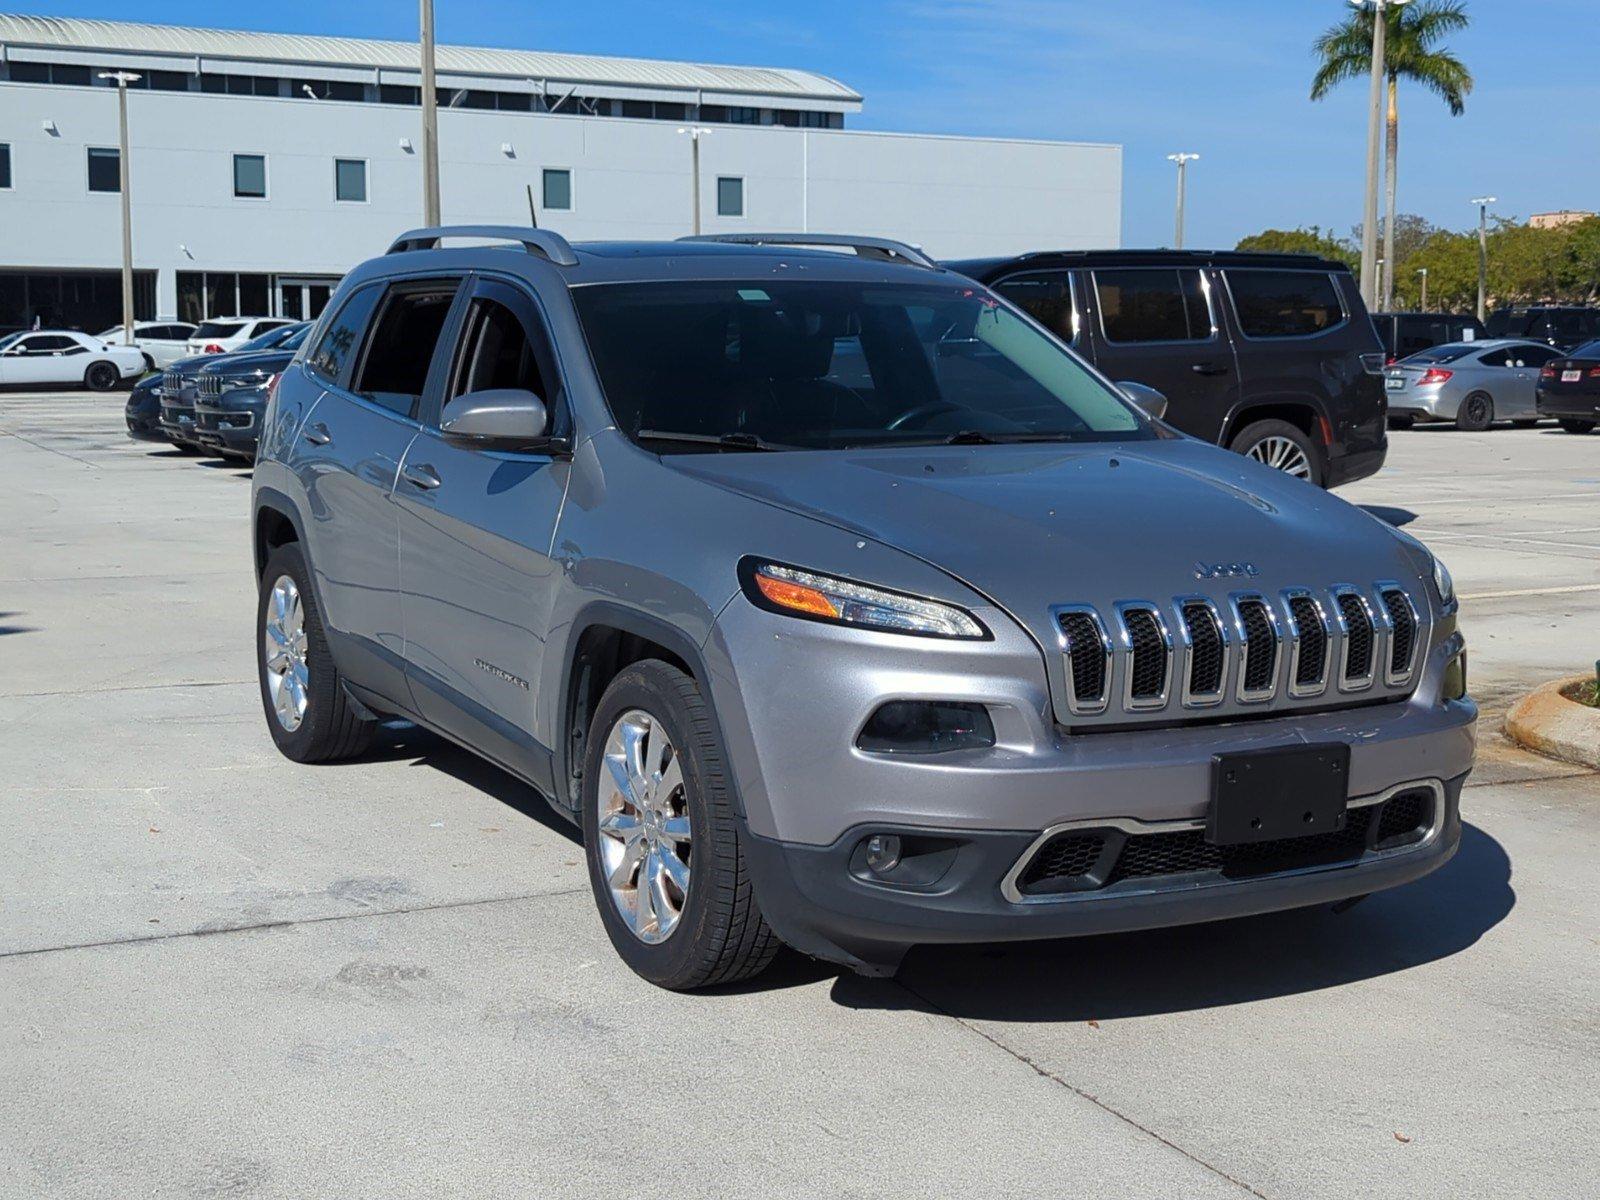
[251,227,1476,989]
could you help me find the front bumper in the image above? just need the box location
[194,392,263,459]
[158,395,199,445]
[743,773,1465,975]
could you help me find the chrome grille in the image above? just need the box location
[160,371,181,397]
[198,374,223,398]
[1054,607,1112,715]
[1050,583,1428,723]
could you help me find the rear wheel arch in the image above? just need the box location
[1221,401,1324,447]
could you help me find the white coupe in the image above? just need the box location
[0,330,149,391]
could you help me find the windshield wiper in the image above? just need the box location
[929,429,1085,446]
[635,429,796,453]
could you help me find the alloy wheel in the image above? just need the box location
[1246,435,1312,479]
[596,709,692,944]
[262,574,309,732]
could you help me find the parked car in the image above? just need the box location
[0,329,146,390]
[97,321,198,369]
[185,316,296,357]
[161,323,309,450]
[1372,311,1485,364]
[250,227,1474,990]
[124,372,166,441]
[947,249,1387,488]
[1536,340,1600,433]
[193,324,312,461]
[1485,305,1600,350]
[1383,339,1563,430]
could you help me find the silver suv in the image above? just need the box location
[251,227,1476,989]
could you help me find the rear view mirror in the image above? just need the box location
[1118,381,1169,421]
[440,388,552,451]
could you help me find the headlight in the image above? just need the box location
[740,560,986,639]
[1432,555,1455,606]
[222,373,266,391]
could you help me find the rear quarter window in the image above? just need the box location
[1226,270,1346,339]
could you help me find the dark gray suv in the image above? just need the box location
[251,227,1476,989]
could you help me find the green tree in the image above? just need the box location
[1311,1,1473,307]
[1235,226,1359,271]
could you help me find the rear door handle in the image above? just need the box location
[1192,362,1230,376]
[402,463,442,491]
[302,421,331,446]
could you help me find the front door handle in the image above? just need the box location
[302,421,331,446]
[1192,362,1230,376]
[402,463,442,491]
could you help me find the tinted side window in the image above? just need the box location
[1476,348,1512,367]
[307,285,382,384]
[1227,270,1345,339]
[351,284,458,417]
[1518,345,1559,366]
[994,271,1078,344]
[1094,269,1211,343]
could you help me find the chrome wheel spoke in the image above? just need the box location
[658,848,690,898]
[599,809,642,841]
[659,814,692,844]
[608,836,645,891]
[636,848,660,934]
[655,756,684,807]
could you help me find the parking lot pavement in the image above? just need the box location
[2,393,1597,1198]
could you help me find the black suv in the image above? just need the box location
[1373,311,1486,363]
[1485,306,1600,350]
[947,250,1387,487]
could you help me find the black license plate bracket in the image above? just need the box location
[1207,744,1350,846]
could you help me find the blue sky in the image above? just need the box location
[17,0,1595,247]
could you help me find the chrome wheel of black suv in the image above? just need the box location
[256,544,375,763]
[581,661,780,989]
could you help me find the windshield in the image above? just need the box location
[1570,340,1600,360]
[194,321,245,339]
[572,280,1149,450]
[0,333,23,353]
[239,323,304,352]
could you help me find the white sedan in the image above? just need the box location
[0,330,148,391]
[96,321,198,369]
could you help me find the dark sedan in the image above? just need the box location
[192,325,310,461]
[1537,339,1600,433]
[158,322,308,451]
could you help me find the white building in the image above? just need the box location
[0,14,1122,330]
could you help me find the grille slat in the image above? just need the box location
[1287,594,1329,691]
[1181,602,1225,699]
[1336,592,1375,685]
[1237,599,1278,696]
[1122,608,1169,703]
[1380,588,1417,680]
[1056,610,1110,714]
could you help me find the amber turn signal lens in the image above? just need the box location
[754,572,839,618]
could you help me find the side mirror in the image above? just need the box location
[440,388,552,451]
[1118,381,1169,421]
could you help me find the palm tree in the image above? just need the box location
[1312,1,1473,309]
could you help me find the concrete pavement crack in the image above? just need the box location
[892,975,1272,1199]
[0,887,589,963]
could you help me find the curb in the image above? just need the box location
[1505,676,1600,771]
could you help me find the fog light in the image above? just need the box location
[864,834,902,875]
[857,701,995,754]
[1443,650,1468,701]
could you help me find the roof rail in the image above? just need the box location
[679,232,938,270]
[387,225,579,267]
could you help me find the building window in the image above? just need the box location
[334,158,367,203]
[86,147,120,193]
[0,144,10,190]
[233,154,267,199]
[147,70,189,92]
[543,168,572,212]
[379,83,419,106]
[717,176,744,218]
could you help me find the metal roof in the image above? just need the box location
[0,14,862,104]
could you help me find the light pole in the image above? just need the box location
[1167,153,1199,250]
[1416,267,1428,309]
[1377,257,1387,308]
[1353,0,1409,309]
[98,71,141,346]
[419,0,441,226]
[1471,196,1496,323]
[677,127,711,235]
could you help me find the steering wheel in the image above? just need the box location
[886,401,964,432]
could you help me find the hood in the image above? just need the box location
[170,353,224,374]
[668,436,1429,649]
[200,348,293,376]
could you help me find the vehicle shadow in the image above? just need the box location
[354,721,583,845]
[1359,504,1418,527]
[0,611,37,637]
[826,821,1513,1021]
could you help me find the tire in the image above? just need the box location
[1387,414,1415,431]
[257,543,375,763]
[1229,419,1324,486]
[1559,419,1597,435]
[1456,391,1494,431]
[581,659,781,990]
[1511,419,1539,430]
[84,361,120,391]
